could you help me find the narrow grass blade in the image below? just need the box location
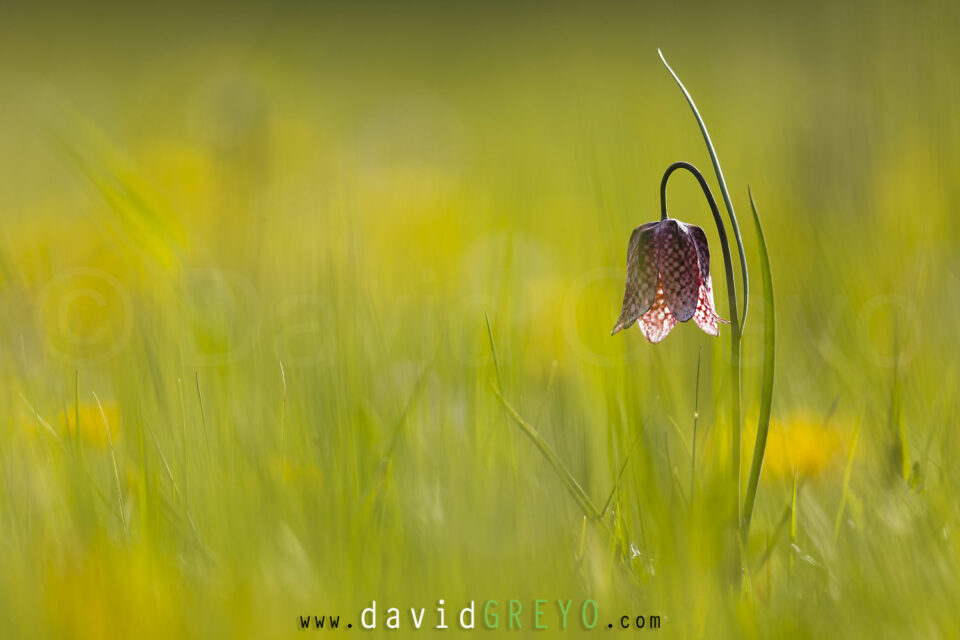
[741,188,775,537]
[93,391,126,532]
[577,516,588,564]
[691,344,702,502]
[136,417,151,535]
[754,502,791,571]
[145,431,207,555]
[752,476,807,571]
[19,394,64,446]
[663,431,689,510]
[195,371,210,453]
[279,360,287,471]
[600,431,643,517]
[178,377,188,512]
[833,417,862,539]
[484,311,504,394]
[493,388,600,520]
[20,393,127,523]
[888,337,909,481]
[363,366,432,515]
[147,423,181,500]
[44,108,187,272]
[383,366,430,461]
[789,469,799,577]
[74,370,81,452]
[485,310,518,472]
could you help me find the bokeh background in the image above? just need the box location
[1,1,959,637]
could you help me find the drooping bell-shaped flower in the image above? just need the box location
[612,218,727,343]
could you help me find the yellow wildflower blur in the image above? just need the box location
[44,541,185,640]
[60,402,121,449]
[756,410,850,480]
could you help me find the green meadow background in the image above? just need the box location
[1,1,959,637]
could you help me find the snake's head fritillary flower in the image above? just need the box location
[611,218,728,343]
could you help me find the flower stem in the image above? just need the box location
[658,50,749,328]
[660,160,742,526]
[658,50,749,562]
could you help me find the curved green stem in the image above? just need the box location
[659,161,738,346]
[658,49,749,329]
[659,51,747,529]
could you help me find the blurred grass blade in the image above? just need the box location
[891,366,910,481]
[789,469,799,577]
[19,394,64,446]
[74,370,81,452]
[279,360,287,472]
[93,391,126,533]
[484,311,505,394]
[833,417,862,539]
[195,372,211,454]
[741,187,775,537]
[601,431,643,517]
[691,344,702,502]
[663,431,689,510]
[45,109,187,273]
[147,423,181,499]
[178,377,188,513]
[754,501,791,571]
[493,388,600,520]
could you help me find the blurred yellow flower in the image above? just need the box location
[754,410,849,480]
[60,402,121,449]
[44,541,184,640]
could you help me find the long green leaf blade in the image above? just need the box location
[741,187,775,537]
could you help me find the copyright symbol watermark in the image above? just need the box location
[34,267,133,365]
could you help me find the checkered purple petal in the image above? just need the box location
[611,221,659,335]
[657,219,700,322]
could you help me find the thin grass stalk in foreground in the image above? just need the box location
[754,499,791,572]
[486,315,612,525]
[74,370,81,453]
[485,311,518,472]
[691,345,702,503]
[833,417,862,540]
[600,432,643,517]
[94,391,126,533]
[195,371,210,454]
[659,51,749,524]
[493,388,600,520]
[489,363,646,585]
[21,394,65,445]
[21,392,128,524]
[492,386,649,582]
[146,423,205,546]
[178,377,188,514]
[279,360,287,473]
[484,310,505,394]
[741,188,776,538]
[789,469,799,578]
